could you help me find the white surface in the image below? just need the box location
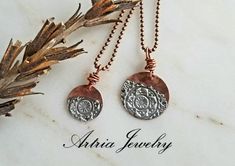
[0,0,235,166]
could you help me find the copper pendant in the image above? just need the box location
[121,72,169,120]
[67,85,103,122]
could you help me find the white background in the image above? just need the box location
[0,0,235,166]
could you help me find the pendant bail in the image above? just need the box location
[144,47,156,78]
[87,65,101,87]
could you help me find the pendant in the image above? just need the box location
[121,48,169,120]
[121,72,169,120]
[67,71,103,122]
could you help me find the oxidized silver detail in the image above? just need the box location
[68,97,101,122]
[121,80,168,120]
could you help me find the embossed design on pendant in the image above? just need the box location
[67,85,103,122]
[121,72,169,120]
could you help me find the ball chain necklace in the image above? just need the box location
[121,0,169,120]
[67,9,134,122]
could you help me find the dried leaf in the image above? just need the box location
[85,0,138,20]
[0,99,20,116]
[0,40,24,78]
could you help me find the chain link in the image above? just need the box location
[93,8,134,72]
[140,0,160,53]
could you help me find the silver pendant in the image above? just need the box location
[67,85,103,122]
[121,72,169,120]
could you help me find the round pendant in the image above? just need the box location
[67,85,103,122]
[121,72,169,120]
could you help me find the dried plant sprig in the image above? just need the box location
[0,0,139,117]
[0,99,20,117]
